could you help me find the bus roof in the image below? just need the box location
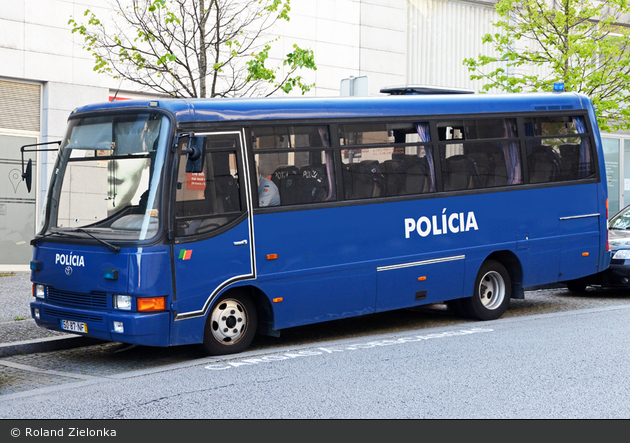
[71,92,592,124]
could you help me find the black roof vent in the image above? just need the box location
[380,85,475,95]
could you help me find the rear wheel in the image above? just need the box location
[461,260,511,321]
[202,292,257,356]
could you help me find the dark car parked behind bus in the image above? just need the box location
[565,204,630,292]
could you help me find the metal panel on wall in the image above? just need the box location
[0,80,41,133]
[407,0,502,90]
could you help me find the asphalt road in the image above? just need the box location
[2,300,630,419]
[1,276,630,418]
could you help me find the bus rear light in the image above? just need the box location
[138,296,166,312]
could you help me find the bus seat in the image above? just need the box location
[382,159,405,196]
[357,160,385,198]
[443,155,479,191]
[559,143,581,180]
[528,145,561,183]
[343,161,385,199]
[299,164,329,203]
[214,175,240,213]
[271,165,300,205]
[402,156,429,194]
[342,164,354,199]
[208,152,240,213]
[467,152,493,187]
[468,146,509,188]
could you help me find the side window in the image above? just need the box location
[175,135,243,237]
[251,125,336,207]
[338,122,435,199]
[438,118,522,191]
[524,115,595,183]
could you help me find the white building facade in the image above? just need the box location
[0,0,625,270]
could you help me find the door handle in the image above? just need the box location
[233,239,248,246]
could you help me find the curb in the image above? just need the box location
[0,335,105,358]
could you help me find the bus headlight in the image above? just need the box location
[113,295,132,311]
[34,284,46,299]
[613,249,630,260]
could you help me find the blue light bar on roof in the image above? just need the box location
[553,82,565,92]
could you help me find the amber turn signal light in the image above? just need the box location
[138,296,166,312]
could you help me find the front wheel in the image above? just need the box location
[202,292,257,356]
[461,260,511,321]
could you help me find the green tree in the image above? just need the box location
[463,0,630,132]
[69,0,316,98]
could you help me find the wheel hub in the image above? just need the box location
[479,271,505,310]
[211,299,247,344]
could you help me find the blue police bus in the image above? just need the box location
[24,90,609,355]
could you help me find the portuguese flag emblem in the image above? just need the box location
[179,249,192,260]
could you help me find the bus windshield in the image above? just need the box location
[41,112,170,242]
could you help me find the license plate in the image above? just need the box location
[61,319,87,334]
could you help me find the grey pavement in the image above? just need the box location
[0,272,101,357]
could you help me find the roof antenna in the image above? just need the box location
[111,80,123,101]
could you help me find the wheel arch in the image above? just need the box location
[213,284,277,337]
[485,250,524,300]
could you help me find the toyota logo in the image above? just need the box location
[65,266,73,276]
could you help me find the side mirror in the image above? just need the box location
[185,136,205,173]
[22,158,32,193]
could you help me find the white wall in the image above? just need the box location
[271,0,408,96]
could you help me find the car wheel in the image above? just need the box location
[202,292,257,356]
[461,260,511,321]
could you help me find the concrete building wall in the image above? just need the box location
[269,0,408,96]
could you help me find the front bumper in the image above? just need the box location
[31,301,171,347]
[600,259,630,288]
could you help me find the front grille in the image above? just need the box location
[47,288,108,308]
[43,307,104,323]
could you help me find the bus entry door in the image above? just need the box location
[171,132,254,331]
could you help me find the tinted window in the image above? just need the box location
[438,118,522,191]
[175,135,243,237]
[524,116,595,183]
[252,126,336,207]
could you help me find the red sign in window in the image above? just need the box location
[187,172,206,190]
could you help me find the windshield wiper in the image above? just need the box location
[32,229,121,253]
[31,231,83,245]
[72,228,121,253]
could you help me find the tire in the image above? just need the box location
[461,260,511,321]
[565,281,587,293]
[202,292,257,356]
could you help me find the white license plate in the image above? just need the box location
[61,319,88,334]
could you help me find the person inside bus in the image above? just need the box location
[258,174,280,207]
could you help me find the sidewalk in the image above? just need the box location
[0,273,100,357]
